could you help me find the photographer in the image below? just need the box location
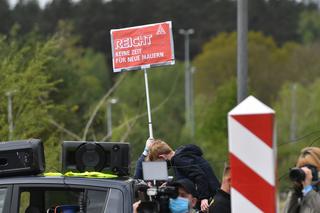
[147,140,220,212]
[284,147,320,213]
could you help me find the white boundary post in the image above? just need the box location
[228,96,276,213]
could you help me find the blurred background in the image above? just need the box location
[1,0,320,195]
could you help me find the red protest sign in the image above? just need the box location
[110,21,175,72]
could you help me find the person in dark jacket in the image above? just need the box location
[209,164,231,213]
[147,140,220,212]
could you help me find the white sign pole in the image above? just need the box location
[144,68,154,139]
[111,22,176,139]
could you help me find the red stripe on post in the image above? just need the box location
[230,154,276,213]
[232,114,274,148]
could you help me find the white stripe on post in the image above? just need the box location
[231,188,263,213]
[228,96,277,213]
[229,116,275,185]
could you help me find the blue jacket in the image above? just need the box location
[171,144,220,199]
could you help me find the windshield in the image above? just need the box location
[18,186,123,213]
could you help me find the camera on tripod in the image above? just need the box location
[289,164,319,183]
[135,161,178,213]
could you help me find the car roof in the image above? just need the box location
[0,175,134,189]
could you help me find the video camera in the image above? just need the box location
[135,161,178,213]
[289,164,319,183]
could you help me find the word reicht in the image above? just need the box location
[115,35,153,50]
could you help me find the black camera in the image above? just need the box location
[135,183,178,213]
[135,161,178,213]
[289,164,319,183]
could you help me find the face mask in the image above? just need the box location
[169,197,190,213]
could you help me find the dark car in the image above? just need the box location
[0,139,135,213]
[0,175,135,213]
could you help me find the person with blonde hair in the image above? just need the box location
[146,140,220,212]
[284,147,320,213]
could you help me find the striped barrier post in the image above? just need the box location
[228,96,276,213]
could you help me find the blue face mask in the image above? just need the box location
[169,197,190,213]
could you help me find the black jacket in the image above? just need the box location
[209,189,231,213]
[134,154,145,179]
[171,144,220,200]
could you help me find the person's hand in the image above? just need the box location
[293,181,303,197]
[146,138,154,149]
[301,166,313,187]
[133,200,141,213]
[142,138,154,156]
[201,199,209,212]
[159,182,167,188]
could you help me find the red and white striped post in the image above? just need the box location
[228,96,276,213]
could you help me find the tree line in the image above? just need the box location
[0,0,317,61]
[1,0,320,193]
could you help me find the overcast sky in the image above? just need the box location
[8,0,82,8]
[7,0,319,9]
[8,0,52,8]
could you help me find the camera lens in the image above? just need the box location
[289,168,306,182]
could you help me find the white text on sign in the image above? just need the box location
[115,35,153,50]
[115,52,165,64]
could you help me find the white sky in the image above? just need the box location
[7,0,319,9]
[8,0,51,8]
[8,0,81,8]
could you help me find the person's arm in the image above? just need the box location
[302,190,320,212]
[174,156,210,211]
[134,154,145,179]
[284,186,320,213]
[174,156,210,198]
[134,138,154,179]
[283,190,300,213]
[299,166,320,211]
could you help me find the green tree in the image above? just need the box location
[299,10,320,44]
[284,42,320,85]
[12,0,41,34]
[2,0,313,62]
[0,24,113,170]
[0,32,62,169]
[249,0,309,44]
[41,21,112,140]
[195,79,236,176]
[40,0,74,34]
[193,31,300,104]
[0,1,13,34]
[275,80,320,191]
